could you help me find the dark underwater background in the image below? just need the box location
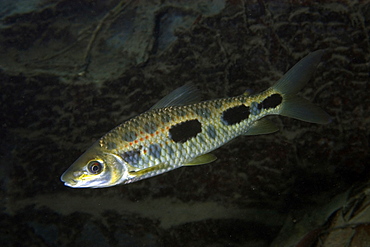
[1,0,369,246]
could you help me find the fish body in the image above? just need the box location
[61,50,331,188]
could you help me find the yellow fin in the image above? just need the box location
[128,163,167,176]
[244,118,279,136]
[184,153,217,166]
[150,83,201,109]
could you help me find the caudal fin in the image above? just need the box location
[272,50,331,124]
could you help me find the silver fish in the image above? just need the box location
[61,50,330,188]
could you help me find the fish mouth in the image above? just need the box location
[60,171,78,187]
[62,178,78,187]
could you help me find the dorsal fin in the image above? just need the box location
[150,84,201,110]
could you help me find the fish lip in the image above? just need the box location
[63,179,77,187]
[61,173,78,187]
[63,182,73,187]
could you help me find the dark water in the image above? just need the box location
[1,0,369,246]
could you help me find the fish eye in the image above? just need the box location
[87,160,103,174]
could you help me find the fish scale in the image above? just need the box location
[61,50,331,188]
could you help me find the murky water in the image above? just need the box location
[1,1,369,246]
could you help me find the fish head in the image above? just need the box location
[60,143,128,188]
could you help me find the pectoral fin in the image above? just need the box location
[183,153,217,166]
[128,163,169,176]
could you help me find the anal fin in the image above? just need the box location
[244,118,279,136]
[183,153,217,166]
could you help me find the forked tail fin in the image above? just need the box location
[272,50,331,124]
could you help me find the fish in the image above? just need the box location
[61,50,331,188]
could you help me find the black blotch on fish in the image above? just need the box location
[257,102,263,111]
[261,94,283,109]
[169,119,202,143]
[221,105,250,125]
